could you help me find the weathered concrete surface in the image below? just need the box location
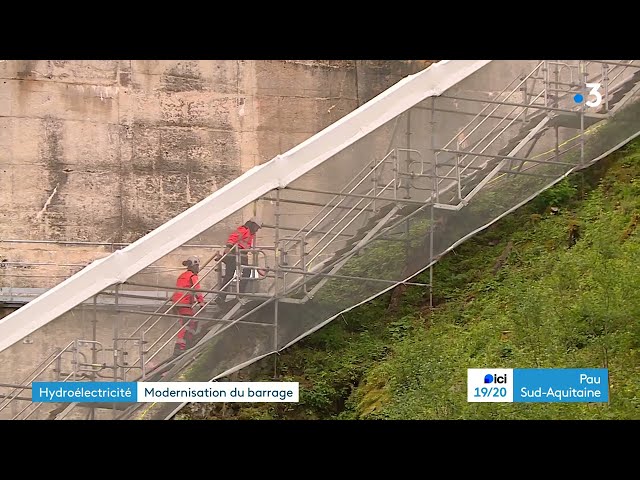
[1,60,432,289]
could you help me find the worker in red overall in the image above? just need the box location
[172,256,205,357]
[215,217,263,305]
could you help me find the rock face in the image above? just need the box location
[0,60,433,288]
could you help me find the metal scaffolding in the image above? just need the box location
[1,60,640,420]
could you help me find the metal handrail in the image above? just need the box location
[0,341,75,413]
[280,156,379,251]
[282,150,396,270]
[121,248,225,342]
[17,369,76,420]
[273,149,399,290]
[440,69,529,152]
[281,150,394,253]
[278,178,397,292]
[305,180,395,267]
[456,89,546,179]
[449,60,638,185]
[438,61,545,182]
[122,245,271,376]
[0,246,247,414]
[120,247,241,377]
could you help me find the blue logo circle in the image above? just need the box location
[574,93,584,103]
[484,374,494,384]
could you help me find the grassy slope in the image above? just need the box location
[179,138,640,421]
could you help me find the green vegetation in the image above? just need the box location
[179,136,640,421]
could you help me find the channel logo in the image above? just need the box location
[484,373,508,384]
[468,369,513,402]
[468,368,609,403]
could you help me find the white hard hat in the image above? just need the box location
[248,217,263,228]
[183,255,200,266]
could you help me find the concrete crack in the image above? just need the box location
[36,183,59,220]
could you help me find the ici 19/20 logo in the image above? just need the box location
[484,373,508,384]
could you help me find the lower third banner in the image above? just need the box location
[467,368,608,403]
[31,382,300,403]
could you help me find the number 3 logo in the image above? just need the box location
[585,83,602,108]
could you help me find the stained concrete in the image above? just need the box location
[1,60,432,287]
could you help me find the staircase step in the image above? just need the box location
[605,70,640,108]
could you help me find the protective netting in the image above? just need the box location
[2,60,639,420]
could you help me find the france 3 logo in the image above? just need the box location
[467,369,513,402]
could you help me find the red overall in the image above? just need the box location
[172,271,204,352]
[219,225,256,301]
[227,225,255,250]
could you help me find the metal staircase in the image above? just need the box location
[1,60,640,420]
